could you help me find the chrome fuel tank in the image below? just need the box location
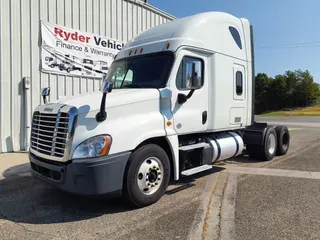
[203,132,244,163]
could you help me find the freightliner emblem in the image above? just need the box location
[44,108,53,112]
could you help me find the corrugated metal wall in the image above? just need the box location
[0,0,175,153]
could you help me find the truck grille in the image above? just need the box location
[31,111,69,159]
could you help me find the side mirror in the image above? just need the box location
[186,62,201,89]
[178,61,202,104]
[41,87,50,104]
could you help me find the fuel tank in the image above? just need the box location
[203,132,244,163]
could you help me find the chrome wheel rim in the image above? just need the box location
[268,134,276,155]
[137,157,164,195]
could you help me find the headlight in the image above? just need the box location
[72,135,112,159]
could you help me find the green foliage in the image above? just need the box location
[255,69,320,114]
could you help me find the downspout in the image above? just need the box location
[23,77,31,151]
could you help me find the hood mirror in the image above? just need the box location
[96,76,113,122]
[41,87,51,104]
[100,74,113,93]
[103,81,113,93]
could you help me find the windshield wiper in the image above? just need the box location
[123,83,143,88]
[123,83,159,88]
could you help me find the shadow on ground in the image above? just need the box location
[213,150,264,166]
[166,166,225,195]
[0,172,133,225]
[0,163,225,226]
[0,151,260,226]
[2,163,31,179]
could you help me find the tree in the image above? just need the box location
[270,75,287,109]
[283,70,299,107]
[255,73,272,113]
[299,70,319,106]
[254,69,320,113]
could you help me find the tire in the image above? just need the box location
[123,144,171,208]
[258,127,278,161]
[275,125,290,156]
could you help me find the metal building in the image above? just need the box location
[0,0,175,153]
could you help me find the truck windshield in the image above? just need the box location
[104,52,174,89]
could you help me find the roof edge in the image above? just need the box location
[124,0,177,20]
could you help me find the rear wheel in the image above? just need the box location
[123,144,170,208]
[259,127,278,161]
[275,125,290,156]
[246,127,278,161]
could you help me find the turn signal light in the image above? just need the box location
[100,136,112,156]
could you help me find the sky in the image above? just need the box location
[148,0,320,83]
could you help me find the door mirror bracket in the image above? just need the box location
[178,89,195,104]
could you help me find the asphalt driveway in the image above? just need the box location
[1,116,320,240]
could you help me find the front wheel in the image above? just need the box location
[123,144,171,208]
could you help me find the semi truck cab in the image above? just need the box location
[29,12,290,207]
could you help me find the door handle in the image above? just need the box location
[202,111,207,125]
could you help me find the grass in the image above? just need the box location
[260,105,320,116]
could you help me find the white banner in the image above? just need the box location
[40,21,125,78]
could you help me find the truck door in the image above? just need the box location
[170,50,208,134]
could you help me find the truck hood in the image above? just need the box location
[55,88,160,114]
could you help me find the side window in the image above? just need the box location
[236,71,243,95]
[229,26,242,50]
[176,56,204,90]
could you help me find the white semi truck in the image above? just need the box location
[29,12,290,208]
